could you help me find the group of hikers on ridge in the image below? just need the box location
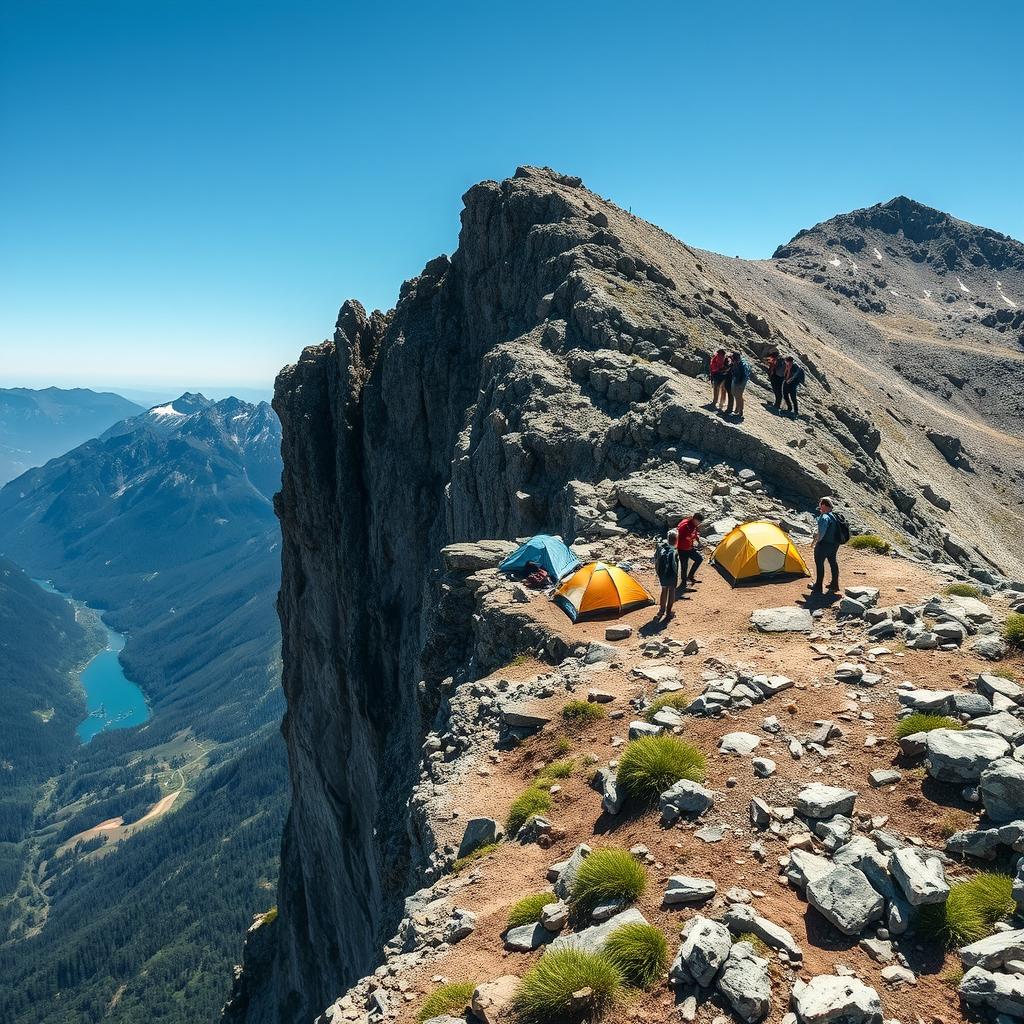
[708,347,805,420]
[653,497,847,621]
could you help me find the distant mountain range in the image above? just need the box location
[0,394,287,1024]
[0,387,144,484]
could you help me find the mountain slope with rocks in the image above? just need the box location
[224,167,1024,1024]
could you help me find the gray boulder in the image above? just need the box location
[959,928,1024,971]
[898,688,954,713]
[792,975,883,1024]
[795,782,857,819]
[890,847,949,906]
[787,849,833,890]
[716,941,771,1022]
[751,607,813,632]
[806,866,884,935]
[980,759,1024,823]
[1015,859,1024,915]
[978,672,1024,704]
[669,915,732,988]
[663,875,716,905]
[926,728,1011,782]
[720,732,761,755]
[504,921,554,951]
[549,908,647,954]
[660,779,714,824]
[457,817,501,858]
[724,903,803,960]
[971,635,1007,661]
[953,692,994,718]
[974,711,1024,743]
[958,966,1024,1018]
[553,844,590,899]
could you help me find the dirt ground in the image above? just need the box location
[395,544,1023,1024]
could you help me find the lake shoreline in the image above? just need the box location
[33,579,151,742]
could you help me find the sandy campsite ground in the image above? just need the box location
[395,544,1023,1024]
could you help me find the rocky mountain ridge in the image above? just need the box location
[225,167,1024,1024]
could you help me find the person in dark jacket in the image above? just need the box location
[783,355,805,415]
[763,348,786,409]
[655,529,681,619]
[810,496,840,594]
[724,352,750,418]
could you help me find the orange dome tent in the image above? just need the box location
[711,520,810,586]
[553,561,653,622]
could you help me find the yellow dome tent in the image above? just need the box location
[711,521,810,586]
[553,561,654,622]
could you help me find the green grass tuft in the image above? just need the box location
[915,872,1015,948]
[894,712,962,739]
[945,583,982,598]
[418,981,477,1022]
[452,842,499,873]
[849,534,891,553]
[553,737,573,756]
[1004,612,1024,649]
[562,700,606,725]
[537,759,575,781]
[568,848,647,913]
[513,948,621,1024]
[644,692,689,722]
[603,923,669,989]
[260,906,278,926]
[507,892,554,929]
[616,735,706,804]
[506,787,552,836]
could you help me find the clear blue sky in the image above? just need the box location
[2,0,1022,391]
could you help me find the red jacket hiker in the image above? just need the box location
[675,517,700,552]
[710,352,726,375]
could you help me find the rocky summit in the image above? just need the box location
[222,168,1024,1024]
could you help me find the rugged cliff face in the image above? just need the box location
[226,168,1024,1024]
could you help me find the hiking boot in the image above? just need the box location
[808,586,823,596]
[827,581,840,592]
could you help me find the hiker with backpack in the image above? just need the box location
[725,351,750,418]
[783,355,805,415]
[674,511,704,593]
[655,529,681,619]
[762,348,786,410]
[810,496,849,595]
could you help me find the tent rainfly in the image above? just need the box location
[498,534,580,582]
[711,520,810,586]
[553,561,653,622]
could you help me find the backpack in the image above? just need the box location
[789,364,806,386]
[736,357,751,383]
[828,511,851,545]
[655,542,677,581]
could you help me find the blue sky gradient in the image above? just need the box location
[2,0,1022,391]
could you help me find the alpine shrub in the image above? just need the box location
[1003,613,1024,649]
[894,713,962,739]
[644,692,689,722]
[915,872,1015,948]
[562,700,606,725]
[506,787,552,836]
[603,923,669,989]
[507,892,554,929]
[616,735,706,804]
[569,848,646,912]
[513,948,621,1024]
[418,981,476,1022]
[849,534,890,553]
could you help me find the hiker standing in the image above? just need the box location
[783,356,805,415]
[709,349,728,409]
[810,496,842,595]
[763,349,786,410]
[725,351,750,418]
[655,530,681,619]
[675,512,704,593]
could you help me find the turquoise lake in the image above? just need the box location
[35,580,150,742]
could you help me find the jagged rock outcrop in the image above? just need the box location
[226,167,1024,1024]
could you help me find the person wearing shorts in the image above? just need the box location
[709,349,728,409]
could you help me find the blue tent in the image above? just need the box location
[499,534,580,582]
